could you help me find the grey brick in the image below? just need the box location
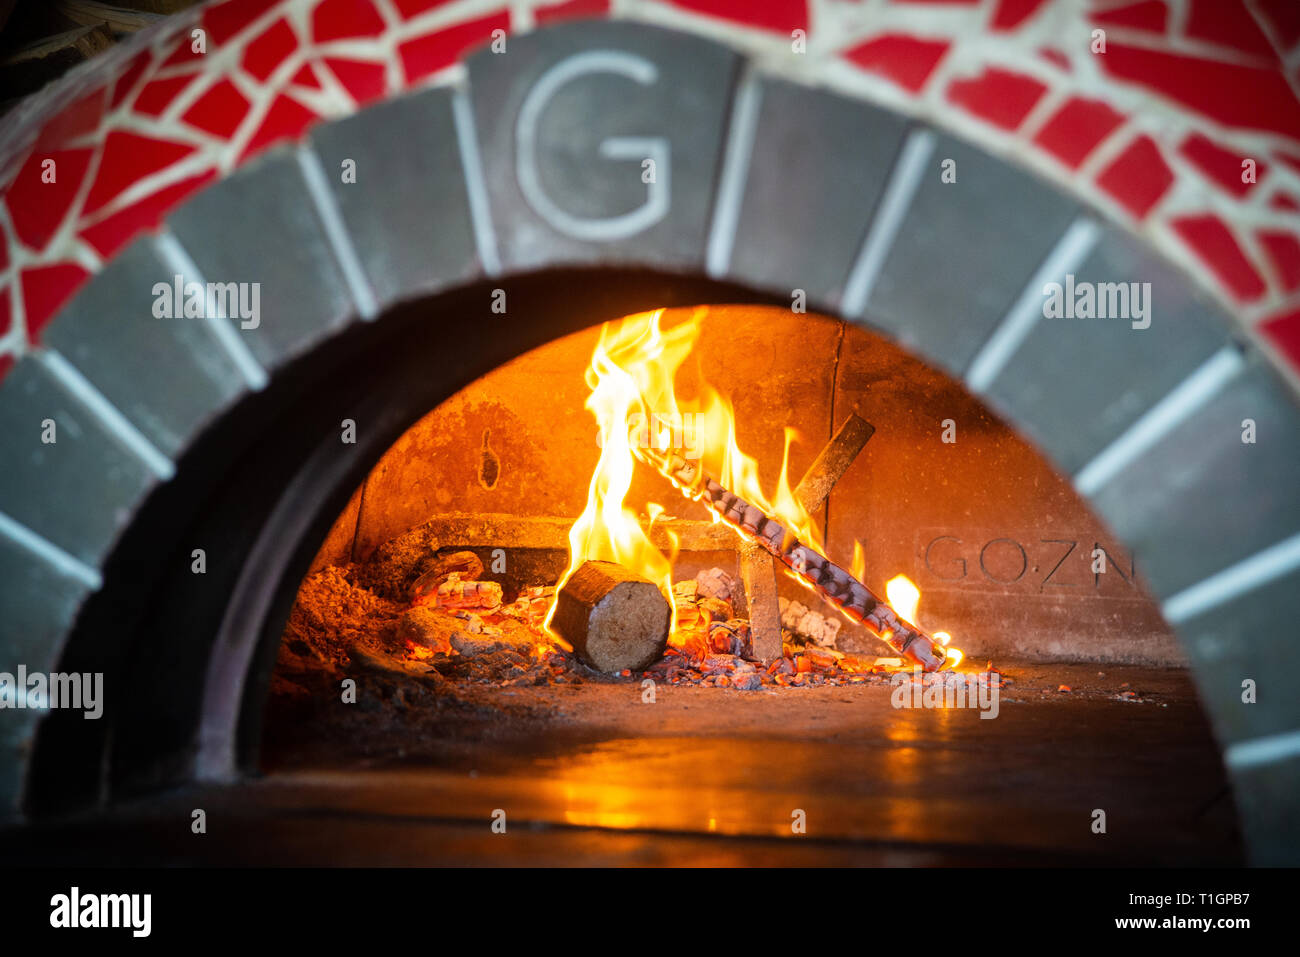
[861,134,1078,375]
[726,78,910,306]
[41,238,247,457]
[983,227,1229,474]
[1089,354,1300,597]
[467,21,740,271]
[308,88,481,306]
[166,148,355,368]
[0,357,155,567]
[1178,567,1300,744]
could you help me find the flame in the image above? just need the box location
[885,574,965,670]
[546,308,825,644]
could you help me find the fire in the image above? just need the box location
[547,307,965,669]
[886,574,964,670]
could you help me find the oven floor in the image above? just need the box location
[1,662,1242,865]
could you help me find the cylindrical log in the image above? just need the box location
[549,560,671,673]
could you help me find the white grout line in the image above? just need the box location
[1225,727,1300,771]
[0,510,102,591]
[965,217,1102,393]
[1073,345,1245,497]
[35,350,175,481]
[295,145,379,321]
[152,231,269,392]
[706,70,763,279]
[840,128,936,317]
[1163,530,1300,624]
[451,86,502,277]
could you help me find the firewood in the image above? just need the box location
[549,560,671,673]
[636,447,948,671]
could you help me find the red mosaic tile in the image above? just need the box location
[1096,134,1173,219]
[291,63,322,89]
[392,0,454,18]
[1270,191,1300,212]
[0,285,10,338]
[1091,1,1168,34]
[203,0,280,45]
[0,231,8,272]
[1185,0,1276,60]
[239,93,320,162]
[1260,307,1300,371]
[0,352,12,381]
[1275,151,1300,175]
[946,67,1046,131]
[161,28,210,69]
[667,0,807,33]
[1172,214,1267,302]
[398,10,510,85]
[323,57,388,105]
[80,169,219,259]
[535,0,611,24]
[1037,47,1071,71]
[133,74,198,118]
[4,148,93,251]
[83,132,198,216]
[991,0,1046,31]
[1254,0,1300,50]
[110,49,153,109]
[313,0,386,42]
[243,18,299,83]
[1101,44,1300,142]
[1257,230,1300,293]
[843,34,950,93]
[1180,133,1267,198]
[182,78,252,138]
[35,88,107,150]
[1033,97,1125,169]
[20,262,92,338]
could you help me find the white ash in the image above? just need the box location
[779,597,842,647]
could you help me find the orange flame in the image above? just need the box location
[886,574,964,669]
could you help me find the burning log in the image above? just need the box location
[635,448,949,672]
[549,560,671,673]
[739,539,783,662]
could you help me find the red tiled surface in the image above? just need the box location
[0,0,1297,384]
[182,78,252,138]
[843,34,950,93]
[1097,134,1173,220]
[5,149,93,250]
[668,0,807,33]
[946,67,1046,131]
[1181,133,1267,198]
[312,0,385,42]
[1173,215,1267,303]
[1091,1,1168,34]
[19,263,92,338]
[398,10,510,84]
[1033,97,1125,169]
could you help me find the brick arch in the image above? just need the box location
[1,4,1299,862]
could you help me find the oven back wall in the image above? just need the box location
[312,305,1179,665]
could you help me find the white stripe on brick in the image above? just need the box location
[36,350,175,481]
[153,231,269,392]
[965,217,1101,393]
[1163,530,1300,624]
[1073,345,1245,497]
[706,71,762,278]
[0,510,102,591]
[1226,728,1300,770]
[296,145,379,321]
[451,86,502,277]
[840,128,936,318]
